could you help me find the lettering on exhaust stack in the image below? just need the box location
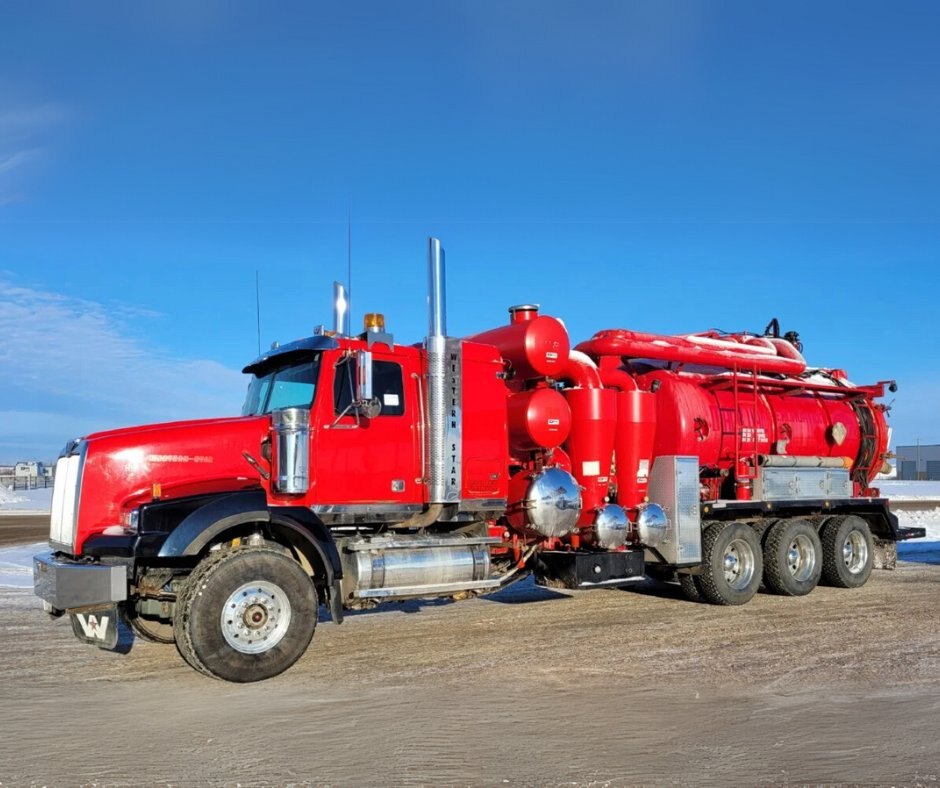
[444,339,463,502]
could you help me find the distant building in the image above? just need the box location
[896,444,940,481]
[14,461,46,480]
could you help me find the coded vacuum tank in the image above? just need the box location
[635,368,888,485]
[467,305,570,380]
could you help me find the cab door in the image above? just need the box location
[312,349,424,508]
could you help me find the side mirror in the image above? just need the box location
[354,350,382,418]
[356,350,372,402]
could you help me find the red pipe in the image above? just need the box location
[577,329,807,376]
[562,349,603,389]
[597,357,638,392]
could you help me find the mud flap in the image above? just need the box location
[873,538,897,571]
[70,604,119,649]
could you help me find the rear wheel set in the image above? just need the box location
[688,515,874,605]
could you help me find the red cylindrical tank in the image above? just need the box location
[468,307,570,380]
[563,388,618,525]
[507,388,572,452]
[614,389,658,509]
[635,369,887,484]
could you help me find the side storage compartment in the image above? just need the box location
[645,455,702,567]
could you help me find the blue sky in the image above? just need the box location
[1,1,938,461]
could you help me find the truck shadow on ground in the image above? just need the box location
[322,576,571,621]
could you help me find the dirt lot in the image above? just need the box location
[0,514,48,546]
[2,549,940,787]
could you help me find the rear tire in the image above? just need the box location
[821,515,873,588]
[762,518,822,596]
[679,573,705,602]
[698,522,763,606]
[174,546,318,682]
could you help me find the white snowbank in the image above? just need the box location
[0,485,26,505]
[0,486,53,513]
[0,542,43,589]
[879,480,940,501]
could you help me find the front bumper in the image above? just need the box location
[33,551,127,611]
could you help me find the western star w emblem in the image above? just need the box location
[70,606,119,649]
[74,613,109,639]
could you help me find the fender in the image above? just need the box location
[156,490,342,582]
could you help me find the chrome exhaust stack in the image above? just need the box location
[426,238,449,504]
[332,281,349,336]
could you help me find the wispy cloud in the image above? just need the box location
[0,280,245,460]
[0,101,68,205]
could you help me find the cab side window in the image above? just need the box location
[372,360,405,416]
[333,357,405,417]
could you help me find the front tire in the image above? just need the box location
[698,522,763,606]
[174,546,318,682]
[820,515,873,589]
[762,518,823,596]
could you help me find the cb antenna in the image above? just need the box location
[255,270,262,355]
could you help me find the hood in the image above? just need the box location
[72,414,272,553]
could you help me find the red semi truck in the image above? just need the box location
[34,238,923,682]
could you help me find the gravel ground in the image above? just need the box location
[2,556,940,786]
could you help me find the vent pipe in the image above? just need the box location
[427,237,447,503]
[332,281,349,335]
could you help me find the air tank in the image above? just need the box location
[507,388,572,452]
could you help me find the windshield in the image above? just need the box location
[242,356,321,416]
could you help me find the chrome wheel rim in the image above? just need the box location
[221,581,292,654]
[843,531,869,575]
[786,534,818,582]
[722,538,756,591]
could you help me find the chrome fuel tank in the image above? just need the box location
[339,534,499,602]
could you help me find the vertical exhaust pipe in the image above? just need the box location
[333,281,349,336]
[427,238,447,503]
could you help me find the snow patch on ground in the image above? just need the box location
[0,542,43,590]
[0,486,53,512]
[0,485,26,505]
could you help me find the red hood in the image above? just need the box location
[73,414,271,553]
[85,415,259,443]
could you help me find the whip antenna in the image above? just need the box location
[347,207,352,334]
[255,270,261,355]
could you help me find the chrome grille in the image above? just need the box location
[49,443,85,551]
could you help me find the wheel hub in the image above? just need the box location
[786,534,817,582]
[722,539,755,590]
[221,581,292,655]
[843,531,869,574]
